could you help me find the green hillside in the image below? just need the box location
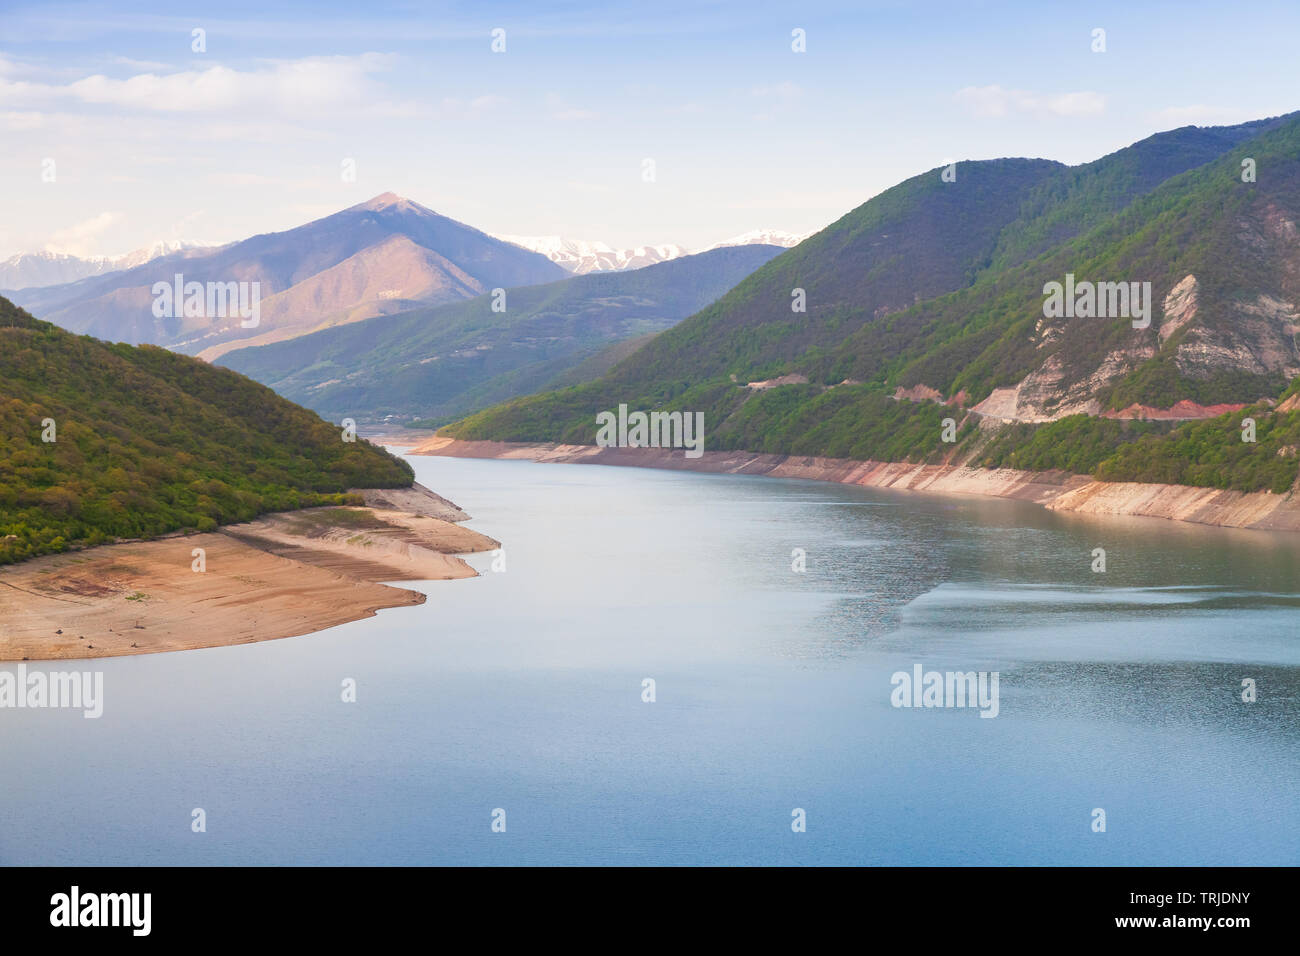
[0,296,412,565]
[442,113,1300,495]
[604,117,1289,391]
[219,244,784,426]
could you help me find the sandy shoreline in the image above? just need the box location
[360,429,439,448]
[0,483,498,661]
[411,436,1300,534]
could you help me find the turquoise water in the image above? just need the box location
[1,453,1297,865]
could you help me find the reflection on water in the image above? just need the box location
[0,455,1296,865]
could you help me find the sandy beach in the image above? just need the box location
[0,483,498,661]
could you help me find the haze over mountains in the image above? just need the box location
[445,112,1300,496]
[10,193,566,355]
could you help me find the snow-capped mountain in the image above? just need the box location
[496,236,687,275]
[696,229,812,253]
[113,239,223,270]
[0,239,223,292]
[498,229,809,274]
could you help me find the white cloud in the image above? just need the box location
[955,85,1105,118]
[0,53,401,116]
[1046,91,1106,116]
[0,110,45,130]
[546,93,597,121]
[107,56,174,72]
[44,212,118,257]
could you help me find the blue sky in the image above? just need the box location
[0,0,1296,258]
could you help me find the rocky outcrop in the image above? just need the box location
[746,373,809,389]
[1103,399,1252,420]
[893,383,944,403]
[1159,274,1199,343]
[1174,295,1300,379]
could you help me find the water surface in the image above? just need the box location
[2,455,1296,865]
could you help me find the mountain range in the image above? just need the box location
[8,198,808,367]
[498,230,808,274]
[443,112,1300,496]
[9,194,566,357]
[218,243,785,425]
[0,240,222,293]
[6,110,1300,568]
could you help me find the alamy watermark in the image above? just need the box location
[50,886,150,936]
[152,273,261,328]
[1043,273,1151,329]
[0,664,104,718]
[596,403,705,458]
[890,664,999,718]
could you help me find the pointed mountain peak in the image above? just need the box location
[353,192,423,213]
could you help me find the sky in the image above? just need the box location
[0,0,1297,259]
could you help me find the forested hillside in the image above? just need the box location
[442,113,1300,496]
[0,295,411,564]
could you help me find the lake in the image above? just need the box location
[2,453,1297,865]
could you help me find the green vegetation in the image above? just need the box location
[447,381,1300,494]
[450,381,978,464]
[1094,405,1300,493]
[443,113,1300,496]
[974,415,1175,474]
[0,296,412,565]
[220,244,784,424]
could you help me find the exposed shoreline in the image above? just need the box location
[411,436,1300,534]
[0,483,498,662]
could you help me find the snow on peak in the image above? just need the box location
[497,228,805,274]
[1,239,223,291]
[113,238,223,269]
[697,229,811,253]
[497,235,686,274]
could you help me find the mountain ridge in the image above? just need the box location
[0,240,224,293]
[498,229,809,274]
[0,293,412,565]
[219,243,786,425]
[10,194,566,353]
[440,112,1300,497]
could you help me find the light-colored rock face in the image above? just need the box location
[892,383,944,403]
[975,262,1297,423]
[972,349,1135,423]
[1174,293,1300,378]
[970,386,1022,421]
[745,373,809,389]
[1012,352,1098,420]
[1159,274,1199,343]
